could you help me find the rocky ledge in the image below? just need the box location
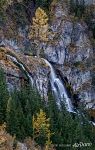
[44,0,95,110]
[0,47,50,100]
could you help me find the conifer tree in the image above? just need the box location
[6,93,26,140]
[33,109,52,148]
[47,93,95,150]
[0,68,9,123]
[35,0,51,9]
[6,96,19,137]
[6,85,45,140]
[47,92,62,145]
[29,7,49,57]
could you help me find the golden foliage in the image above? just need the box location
[33,109,50,135]
[0,123,55,150]
[29,7,49,42]
[33,109,52,149]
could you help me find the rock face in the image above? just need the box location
[0,0,95,111]
[44,0,95,109]
[0,47,49,100]
[80,0,95,5]
[73,0,95,5]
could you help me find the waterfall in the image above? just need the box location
[7,54,73,112]
[3,53,95,125]
[7,55,34,86]
[43,59,76,113]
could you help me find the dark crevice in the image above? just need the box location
[56,69,81,109]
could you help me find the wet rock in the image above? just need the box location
[0,47,50,100]
[45,0,95,109]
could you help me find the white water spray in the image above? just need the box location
[7,55,34,86]
[43,59,75,113]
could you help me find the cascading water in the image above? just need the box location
[43,59,95,125]
[7,54,34,86]
[2,51,95,125]
[43,59,76,113]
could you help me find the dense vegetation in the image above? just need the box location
[0,0,95,149]
[0,68,95,149]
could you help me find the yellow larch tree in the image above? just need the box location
[32,109,52,149]
[29,7,49,58]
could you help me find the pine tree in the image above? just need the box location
[35,0,51,9]
[47,92,63,146]
[6,92,25,141]
[33,109,52,148]
[6,96,19,137]
[23,98,33,137]
[0,68,9,124]
[29,7,49,57]
[47,93,95,150]
[69,0,85,18]
[6,85,45,141]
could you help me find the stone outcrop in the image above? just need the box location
[0,0,95,110]
[0,47,49,100]
[44,0,95,109]
[69,0,95,6]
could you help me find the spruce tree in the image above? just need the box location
[6,96,19,137]
[6,92,25,141]
[6,85,45,141]
[0,68,9,124]
[47,93,95,150]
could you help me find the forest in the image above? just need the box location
[0,0,95,150]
